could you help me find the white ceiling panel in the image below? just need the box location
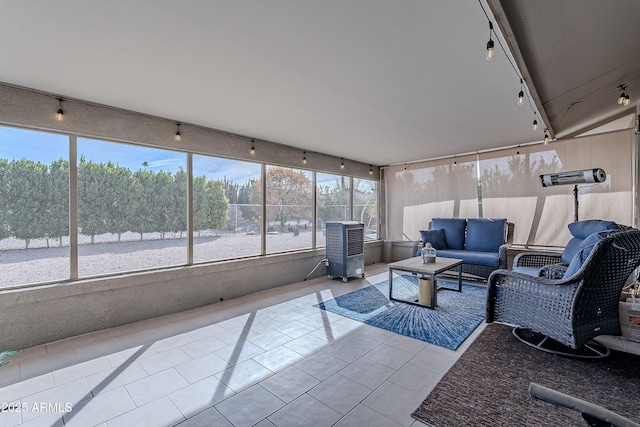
[0,0,637,166]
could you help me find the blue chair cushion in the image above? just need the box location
[561,220,618,264]
[437,249,500,267]
[465,218,507,253]
[563,230,619,278]
[419,228,447,250]
[432,218,466,250]
[561,237,583,264]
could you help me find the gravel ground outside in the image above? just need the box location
[0,230,326,288]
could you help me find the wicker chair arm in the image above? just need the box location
[539,263,568,279]
[489,268,566,288]
[513,252,562,269]
[497,243,511,269]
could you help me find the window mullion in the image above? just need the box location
[69,135,78,280]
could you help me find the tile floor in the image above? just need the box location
[0,264,486,427]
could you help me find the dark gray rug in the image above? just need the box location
[412,323,640,426]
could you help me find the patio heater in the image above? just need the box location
[540,168,606,222]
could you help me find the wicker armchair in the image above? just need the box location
[487,229,640,358]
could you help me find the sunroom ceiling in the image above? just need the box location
[489,0,640,140]
[0,1,638,167]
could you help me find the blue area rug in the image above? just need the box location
[315,275,486,350]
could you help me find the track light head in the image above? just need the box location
[175,123,181,141]
[617,85,631,106]
[532,119,538,131]
[486,21,494,61]
[618,92,626,105]
[340,158,345,170]
[369,165,373,175]
[486,38,494,61]
[302,151,307,165]
[56,98,64,121]
[250,139,255,155]
[544,133,549,145]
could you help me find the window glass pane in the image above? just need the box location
[77,138,187,276]
[265,166,312,252]
[0,126,69,287]
[193,155,262,262]
[353,178,378,240]
[316,173,350,247]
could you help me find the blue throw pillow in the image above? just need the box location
[563,230,619,278]
[465,218,507,252]
[567,219,618,239]
[419,229,447,250]
[561,220,618,264]
[432,218,466,250]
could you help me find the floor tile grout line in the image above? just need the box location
[5,263,479,427]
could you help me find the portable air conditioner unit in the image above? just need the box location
[325,221,365,282]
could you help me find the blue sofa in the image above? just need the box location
[417,218,513,279]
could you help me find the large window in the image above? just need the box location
[0,124,379,288]
[0,127,69,287]
[193,155,262,262]
[77,138,187,276]
[353,178,378,240]
[264,166,313,252]
[316,173,350,247]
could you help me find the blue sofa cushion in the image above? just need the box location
[432,218,466,250]
[465,218,507,253]
[561,220,618,264]
[437,249,500,267]
[563,230,619,278]
[419,229,447,250]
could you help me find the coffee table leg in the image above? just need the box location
[388,268,394,300]
[457,264,462,292]
[430,272,436,309]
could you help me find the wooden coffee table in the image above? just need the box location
[388,257,463,309]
